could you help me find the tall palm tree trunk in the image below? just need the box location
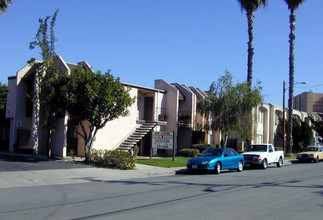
[247,9,254,85]
[287,9,296,154]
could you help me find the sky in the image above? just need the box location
[0,0,322,106]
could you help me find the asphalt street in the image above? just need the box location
[0,155,322,220]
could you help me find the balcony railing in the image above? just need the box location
[178,110,192,127]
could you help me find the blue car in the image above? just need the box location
[186,148,244,174]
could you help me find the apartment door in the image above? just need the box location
[144,97,153,121]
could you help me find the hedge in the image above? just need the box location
[179,148,200,157]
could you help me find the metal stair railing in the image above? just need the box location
[118,122,157,151]
[111,124,141,150]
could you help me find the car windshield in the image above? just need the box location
[247,145,267,152]
[201,148,223,157]
[303,147,318,152]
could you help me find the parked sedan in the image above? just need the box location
[297,146,323,163]
[186,148,244,174]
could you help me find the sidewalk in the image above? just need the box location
[0,151,294,189]
[0,152,183,187]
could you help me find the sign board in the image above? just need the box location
[152,131,173,149]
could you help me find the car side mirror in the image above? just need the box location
[224,154,229,157]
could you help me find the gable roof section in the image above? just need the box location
[122,82,166,94]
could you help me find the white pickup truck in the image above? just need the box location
[242,144,284,169]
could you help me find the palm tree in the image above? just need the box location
[284,0,307,155]
[0,0,11,14]
[237,0,268,85]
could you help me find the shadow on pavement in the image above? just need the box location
[0,154,91,172]
[0,155,41,163]
[175,168,238,175]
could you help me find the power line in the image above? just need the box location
[295,84,323,89]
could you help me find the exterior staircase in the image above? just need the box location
[118,122,157,152]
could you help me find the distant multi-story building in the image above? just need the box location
[293,92,323,114]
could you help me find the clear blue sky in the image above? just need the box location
[1,0,322,106]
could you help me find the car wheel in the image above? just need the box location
[314,157,319,163]
[262,159,268,169]
[215,162,221,174]
[236,161,243,172]
[277,157,283,167]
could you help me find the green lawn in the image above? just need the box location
[285,155,297,160]
[136,155,297,168]
[136,156,191,168]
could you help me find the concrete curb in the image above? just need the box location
[0,151,48,161]
[0,152,296,179]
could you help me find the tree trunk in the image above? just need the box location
[287,9,296,155]
[222,132,228,148]
[247,9,254,85]
[79,122,93,162]
[84,138,91,162]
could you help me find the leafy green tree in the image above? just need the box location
[29,9,58,61]
[28,9,60,155]
[237,0,268,85]
[38,68,69,127]
[0,0,11,14]
[0,82,9,150]
[0,82,7,119]
[284,0,307,154]
[277,116,313,153]
[64,67,135,162]
[197,71,262,147]
[310,114,323,142]
[292,117,313,152]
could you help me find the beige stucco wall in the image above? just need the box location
[172,83,196,149]
[16,66,33,134]
[252,102,309,147]
[51,116,68,157]
[155,79,179,154]
[294,92,323,114]
[92,88,139,151]
[5,77,16,119]
[6,77,17,152]
[7,64,35,151]
[155,91,165,122]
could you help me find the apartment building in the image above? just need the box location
[5,56,94,156]
[4,56,211,157]
[252,102,312,149]
[4,56,315,157]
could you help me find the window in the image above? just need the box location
[229,149,238,156]
[258,109,264,124]
[275,112,280,125]
[269,145,273,153]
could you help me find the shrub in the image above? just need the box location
[180,148,200,157]
[275,147,283,151]
[133,145,139,157]
[90,149,135,170]
[68,149,76,161]
[191,144,219,153]
[106,150,136,170]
